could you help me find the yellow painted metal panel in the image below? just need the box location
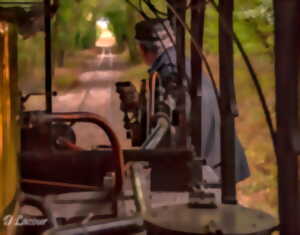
[0,22,20,235]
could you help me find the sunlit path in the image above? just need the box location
[52,17,132,148]
[53,50,131,149]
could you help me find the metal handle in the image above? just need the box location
[141,114,170,149]
[28,111,125,194]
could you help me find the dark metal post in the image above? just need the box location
[174,0,186,82]
[44,0,52,113]
[190,0,206,156]
[167,0,174,28]
[169,0,188,147]
[274,0,300,234]
[219,0,237,204]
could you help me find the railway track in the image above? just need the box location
[53,48,131,149]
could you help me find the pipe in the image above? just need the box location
[22,178,98,191]
[43,216,144,235]
[20,193,58,228]
[28,112,125,194]
[141,115,170,149]
[150,72,159,118]
[56,137,84,151]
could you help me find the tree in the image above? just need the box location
[125,2,141,63]
[52,0,101,66]
[235,0,273,56]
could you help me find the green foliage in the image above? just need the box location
[125,2,141,63]
[204,6,219,53]
[105,10,127,50]
[54,73,77,90]
[236,0,273,24]
[54,0,99,52]
[203,1,274,55]
[18,33,45,92]
[234,0,274,55]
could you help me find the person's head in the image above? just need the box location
[138,41,160,65]
[135,19,175,66]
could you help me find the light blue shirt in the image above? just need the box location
[149,47,250,182]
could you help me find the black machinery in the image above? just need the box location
[1,0,299,234]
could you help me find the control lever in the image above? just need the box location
[22,91,58,103]
[21,91,57,110]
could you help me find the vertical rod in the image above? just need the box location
[170,0,188,147]
[174,0,186,82]
[274,0,300,234]
[190,0,206,156]
[44,0,52,113]
[219,0,237,204]
[167,0,174,24]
